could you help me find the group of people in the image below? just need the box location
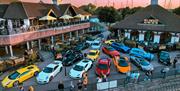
[58,72,89,91]
[19,86,34,91]
[97,73,108,83]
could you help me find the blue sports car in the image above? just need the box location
[111,42,131,53]
[129,48,154,61]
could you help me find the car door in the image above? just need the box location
[18,70,31,83]
[84,64,89,71]
[53,66,59,76]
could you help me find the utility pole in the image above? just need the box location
[126,0,128,7]
[131,0,133,8]
[164,0,166,8]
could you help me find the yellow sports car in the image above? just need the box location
[2,65,40,88]
[87,50,100,61]
[104,39,116,45]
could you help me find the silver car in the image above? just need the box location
[130,56,154,71]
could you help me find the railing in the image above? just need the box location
[2,64,180,91]
[0,21,90,45]
[0,20,89,35]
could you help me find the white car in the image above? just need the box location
[91,41,101,49]
[36,61,63,84]
[69,59,93,79]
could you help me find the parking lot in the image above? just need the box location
[1,30,180,91]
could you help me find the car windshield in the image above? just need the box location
[118,59,128,67]
[92,43,99,46]
[107,47,115,51]
[43,67,53,73]
[140,61,149,66]
[8,71,20,80]
[160,52,169,57]
[89,52,96,56]
[73,65,84,71]
[98,64,108,70]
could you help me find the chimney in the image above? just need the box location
[151,0,158,5]
[52,0,61,5]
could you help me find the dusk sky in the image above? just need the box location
[22,0,180,9]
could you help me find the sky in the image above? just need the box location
[21,0,180,9]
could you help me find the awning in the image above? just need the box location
[0,18,5,21]
[59,15,73,19]
[39,16,56,20]
[74,14,84,18]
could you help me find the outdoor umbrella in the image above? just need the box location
[39,16,57,21]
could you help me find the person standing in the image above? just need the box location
[173,57,177,68]
[58,81,64,91]
[70,81,74,91]
[77,80,83,91]
[83,72,88,90]
[19,86,24,91]
[28,86,34,91]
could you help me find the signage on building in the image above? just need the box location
[143,19,159,24]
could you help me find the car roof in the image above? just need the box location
[89,50,98,52]
[77,60,89,66]
[98,58,109,64]
[47,63,58,68]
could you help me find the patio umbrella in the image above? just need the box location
[39,16,57,21]
[59,15,73,19]
[74,14,84,18]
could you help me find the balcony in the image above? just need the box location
[0,22,90,45]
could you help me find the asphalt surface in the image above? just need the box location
[1,29,180,91]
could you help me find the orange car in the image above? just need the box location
[113,55,131,73]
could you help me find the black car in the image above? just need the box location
[158,51,172,65]
[74,42,89,51]
[62,50,83,66]
[144,42,159,53]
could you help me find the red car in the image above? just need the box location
[102,46,120,57]
[95,58,111,76]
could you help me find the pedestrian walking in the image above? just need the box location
[70,81,74,91]
[19,86,24,91]
[28,86,34,91]
[83,76,88,90]
[58,81,64,91]
[77,80,83,91]
[125,71,131,84]
[161,67,169,79]
[97,76,102,82]
[102,74,107,82]
[173,57,178,68]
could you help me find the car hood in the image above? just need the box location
[36,71,51,81]
[110,51,119,56]
[141,64,154,71]
[145,53,154,60]
[96,67,109,75]
[69,69,83,78]
[121,46,130,51]
[2,76,15,87]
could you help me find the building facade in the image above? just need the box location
[112,0,180,45]
[0,1,91,57]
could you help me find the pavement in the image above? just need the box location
[1,29,180,91]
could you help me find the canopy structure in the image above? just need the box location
[74,14,84,18]
[0,18,5,21]
[59,15,73,19]
[39,16,57,21]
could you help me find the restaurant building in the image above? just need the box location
[0,1,91,57]
[112,0,180,44]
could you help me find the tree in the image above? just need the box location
[95,6,119,23]
[120,7,143,19]
[173,7,180,16]
[79,3,96,14]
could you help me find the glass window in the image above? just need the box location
[73,65,84,71]
[8,71,20,80]
[98,64,108,70]
[43,67,53,73]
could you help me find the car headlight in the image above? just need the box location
[46,76,49,80]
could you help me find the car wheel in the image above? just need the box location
[50,76,53,81]
[13,81,19,87]
[34,71,39,76]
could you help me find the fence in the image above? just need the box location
[2,64,180,91]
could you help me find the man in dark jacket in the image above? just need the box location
[58,81,64,91]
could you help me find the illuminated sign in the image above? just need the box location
[144,19,159,24]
